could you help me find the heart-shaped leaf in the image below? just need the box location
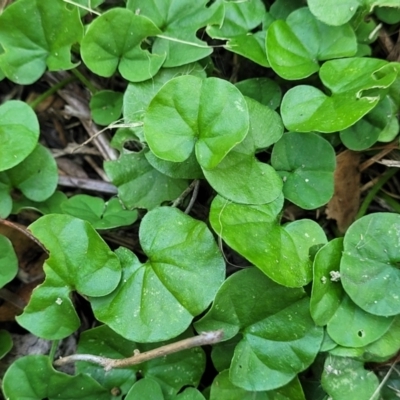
[281,58,400,132]
[91,207,225,342]
[81,8,166,82]
[266,8,357,80]
[127,0,224,67]
[2,355,109,400]
[271,132,336,209]
[0,0,83,84]
[0,100,39,171]
[195,268,323,391]
[16,215,121,339]
[90,90,123,126]
[341,212,400,316]
[144,76,249,170]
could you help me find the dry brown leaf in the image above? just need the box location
[326,150,361,233]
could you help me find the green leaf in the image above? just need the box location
[90,90,123,126]
[0,329,12,359]
[206,0,266,39]
[210,370,306,400]
[91,207,225,342]
[235,78,282,110]
[266,8,357,80]
[1,143,58,202]
[340,213,400,316]
[2,355,109,399]
[0,235,18,288]
[0,0,83,84]
[271,132,335,209]
[210,195,322,287]
[127,0,224,67]
[269,0,304,19]
[225,31,270,68]
[61,195,138,229]
[195,268,323,391]
[174,388,205,400]
[125,378,164,400]
[281,58,400,132]
[81,8,165,82]
[310,238,345,326]
[375,6,400,23]
[123,63,206,142]
[76,326,205,398]
[0,100,39,171]
[144,76,249,170]
[104,151,188,210]
[202,97,283,204]
[321,355,379,400]
[211,336,241,372]
[340,95,397,150]
[327,295,394,348]
[16,214,121,339]
[12,191,68,215]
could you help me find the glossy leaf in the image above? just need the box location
[202,97,283,204]
[0,0,83,84]
[210,370,306,400]
[2,355,109,400]
[144,76,249,170]
[90,90,123,126]
[195,268,323,391]
[104,151,188,210]
[0,100,39,171]
[16,214,121,339]
[77,326,205,398]
[91,207,225,342]
[81,8,165,82]
[340,95,397,150]
[310,238,345,326]
[271,132,335,209]
[235,78,282,110]
[341,213,400,316]
[127,0,224,67]
[321,355,379,400]
[61,195,138,229]
[281,58,400,132]
[0,235,18,288]
[210,195,322,287]
[267,8,357,80]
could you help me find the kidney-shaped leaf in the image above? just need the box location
[81,8,166,82]
[91,207,225,342]
[0,100,39,171]
[281,58,400,133]
[267,8,357,80]
[144,75,249,170]
[195,268,323,392]
[271,132,336,209]
[0,0,83,84]
[16,214,121,339]
[341,213,400,316]
[2,355,109,400]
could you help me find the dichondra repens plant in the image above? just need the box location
[0,0,400,399]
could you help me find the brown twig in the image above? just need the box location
[54,330,224,371]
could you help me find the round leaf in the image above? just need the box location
[90,90,123,126]
[341,213,400,316]
[195,268,323,391]
[81,9,166,82]
[125,378,164,400]
[0,100,39,171]
[0,0,83,84]
[91,208,225,342]
[144,76,249,170]
[271,132,335,209]
[0,235,18,288]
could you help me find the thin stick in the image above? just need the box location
[185,180,200,214]
[171,180,198,208]
[58,176,117,194]
[54,330,224,371]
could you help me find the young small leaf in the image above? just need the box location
[0,235,18,288]
[90,90,123,126]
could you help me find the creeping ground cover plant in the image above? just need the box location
[1,0,400,398]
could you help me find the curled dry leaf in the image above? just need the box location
[326,150,361,233]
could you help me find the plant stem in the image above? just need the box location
[70,68,98,94]
[49,340,59,361]
[378,191,400,213]
[356,168,398,219]
[53,330,223,371]
[28,76,76,110]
